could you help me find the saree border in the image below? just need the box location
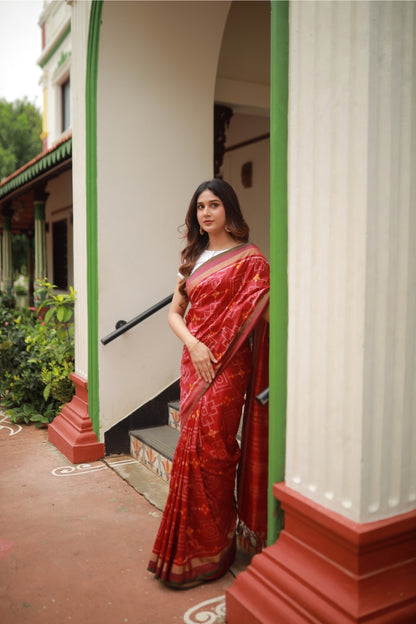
[186,243,263,294]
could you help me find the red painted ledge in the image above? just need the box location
[226,482,416,624]
[48,372,104,464]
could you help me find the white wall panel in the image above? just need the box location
[96,1,231,438]
[71,0,92,379]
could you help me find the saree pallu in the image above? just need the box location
[148,243,269,587]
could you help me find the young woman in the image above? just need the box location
[148,179,270,588]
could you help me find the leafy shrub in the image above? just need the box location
[0,280,76,427]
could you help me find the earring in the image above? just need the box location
[200,227,205,236]
[225,225,231,233]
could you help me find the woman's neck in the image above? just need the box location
[207,232,237,251]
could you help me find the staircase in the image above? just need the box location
[129,400,180,483]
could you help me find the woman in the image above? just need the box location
[148,179,270,588]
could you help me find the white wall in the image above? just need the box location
[286,0,416,523]
[96,1,231,438]
[215,0,270,116]
[215,1,270,257]
[222,114,270,259]
[45,169,73,288]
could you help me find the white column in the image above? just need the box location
[34,198,47,303]
[70,0,92,379]
[286,0,416,523]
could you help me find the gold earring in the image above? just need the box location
[225,225,231,233]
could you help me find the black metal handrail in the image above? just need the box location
[101,293,173,345]
[256,387,269,406]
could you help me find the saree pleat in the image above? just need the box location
[148,244,270,587]
[237,319,270,551]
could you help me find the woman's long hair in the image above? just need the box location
[178,179,249,297]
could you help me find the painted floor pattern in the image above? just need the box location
[0,410,236,624]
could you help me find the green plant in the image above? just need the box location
[0,293,34,384]
[0,281,76,427]
[14,283,28,296]
[36,279,75,326]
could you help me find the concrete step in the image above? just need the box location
[130,425,180,483]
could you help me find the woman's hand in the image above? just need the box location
[188,340,218,384]
[167,279,218,383]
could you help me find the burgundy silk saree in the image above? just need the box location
[148,243,270,587]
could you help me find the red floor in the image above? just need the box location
[0,413,235,624]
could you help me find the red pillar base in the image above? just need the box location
[48,372,104,464]
[227,483,416,624]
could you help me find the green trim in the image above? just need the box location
[268,0,289,545]
[54,51,72,76]
[0,139,72,200]
[86,1,104,438]
[39,24,71,68]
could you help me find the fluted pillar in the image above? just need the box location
[285,0,415,527]
[1,207,13,296]
[227,2,416,622]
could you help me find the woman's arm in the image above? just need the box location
[167,279,196,349]
[168,278,217,383]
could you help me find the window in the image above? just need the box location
[61,77,71,132]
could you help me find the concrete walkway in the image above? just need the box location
[0,411,242,624]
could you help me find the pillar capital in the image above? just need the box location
[33,185,49,204]
[1,203,14,223]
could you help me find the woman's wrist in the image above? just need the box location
[187,337,200,352]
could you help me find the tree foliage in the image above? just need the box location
[0,98,42,180]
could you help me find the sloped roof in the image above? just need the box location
[0,132,72,201]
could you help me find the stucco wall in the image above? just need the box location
[96,1,231,437]
[222,113,270,259]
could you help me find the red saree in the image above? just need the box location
[148,243,269,587]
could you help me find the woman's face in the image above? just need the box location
[196,189,227,236]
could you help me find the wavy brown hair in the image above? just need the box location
[178,179,249,297]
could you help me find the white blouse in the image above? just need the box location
[178,248,230,278]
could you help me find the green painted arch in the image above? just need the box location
[268,0,289,545]
[86,0,104,438]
